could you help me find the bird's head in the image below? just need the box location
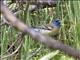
[51,19,61,28]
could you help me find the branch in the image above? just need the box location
[2,0,57,12]
[1,42,22,59]
[2,32,24,55]
[1,3,80,59]
[1,32,24,59]
[3,0,57,6]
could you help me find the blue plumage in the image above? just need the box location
[32,19,61,35]
[51,19,61,28]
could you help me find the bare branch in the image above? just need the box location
[2,0,57,12]
[1,42,22,59]
[0,32,24,59]
[1,32,24,55]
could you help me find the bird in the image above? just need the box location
[32,19,61,36]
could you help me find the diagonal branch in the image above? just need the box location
[0,3,80,59]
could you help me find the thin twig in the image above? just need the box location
[0,32,25,59]
[1,41,22,59]
[29,47,42,58]
[1,32,23,55]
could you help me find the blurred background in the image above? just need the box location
[0,0,80,60]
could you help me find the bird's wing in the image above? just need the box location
[32,28,52,34]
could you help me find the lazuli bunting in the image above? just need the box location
[32,19,61,36]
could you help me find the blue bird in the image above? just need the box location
[32,19,61,36]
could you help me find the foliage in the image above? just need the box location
[1,0,80,60]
